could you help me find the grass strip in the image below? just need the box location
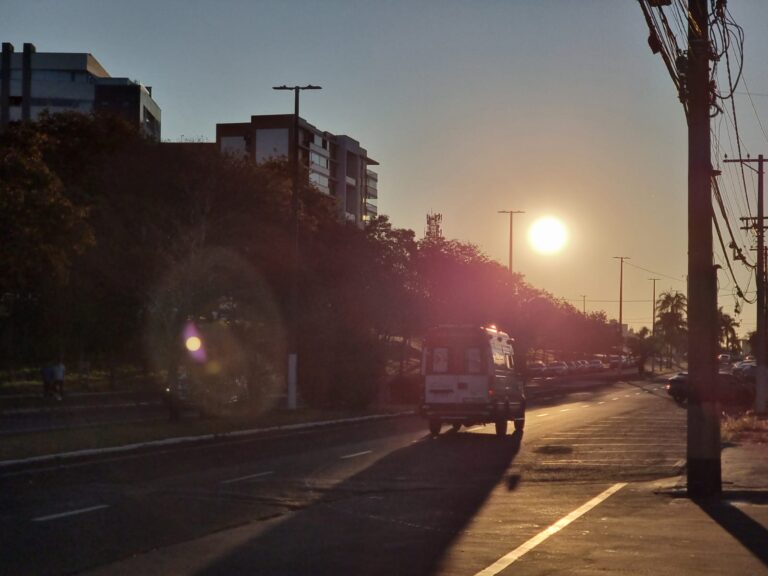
[721,412,768,444]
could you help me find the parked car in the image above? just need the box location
[526,361,546,376]
[588,359,605,372]
[733,360,756,381]
[545,361,569,377]
[665,371,754,407]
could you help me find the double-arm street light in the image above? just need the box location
[613,256,630,354]
[273,84,322,410]
[498,210,525,273]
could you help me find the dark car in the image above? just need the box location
[665,371,755,407]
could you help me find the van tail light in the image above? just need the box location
[488,388,494,396]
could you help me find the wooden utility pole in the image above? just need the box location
[650,278,659,372]
[499,210,525,273]
[732,154,768,415]
[686,0,721,497]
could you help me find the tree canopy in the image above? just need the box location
[1,113,640,408]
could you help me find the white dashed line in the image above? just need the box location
[33,504,110,523]
[536,413,549,417]
[340,450,373,460]
[559,408,571,412]
[221,471,274,485]
[473,483,627,576]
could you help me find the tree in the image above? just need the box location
[627,326,659,373]
[717,308,740,354]
[655,290,688,364]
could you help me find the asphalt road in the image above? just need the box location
[0,376,685,575]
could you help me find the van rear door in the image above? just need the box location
[424,345,490,405]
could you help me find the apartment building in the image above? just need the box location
[0,42,161,140]
[216,114,378,227]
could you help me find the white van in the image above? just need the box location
[420,325,526,436]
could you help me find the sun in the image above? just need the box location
[528,217,568,254]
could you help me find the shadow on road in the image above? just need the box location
[196,429,523,576]
[697,491,768,569]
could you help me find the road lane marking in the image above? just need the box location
[340,450,373,460]
[32,504,110,523]
[598,401,605,405]
[536,413,549,417]
[559,408,571,412]
[221,471,274,485]
[473,483,627,576]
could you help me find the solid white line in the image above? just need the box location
[220,471,274,485]
[32,504,110,523]
[473,483,627,576]
[340,450,373,460]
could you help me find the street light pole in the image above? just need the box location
[273,84,322,410]
[498,210,525,273]
[613,256,630,355]
[650,278,659,373]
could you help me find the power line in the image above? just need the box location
[623,260,684,283]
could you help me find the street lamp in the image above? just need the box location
[273,84,322,410]
[649,277,659,372]
[613,256,630,360]
[498,210,525,273]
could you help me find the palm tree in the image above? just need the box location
[655,291,688,365]
[717,308,740,354]
[656,290,687,318]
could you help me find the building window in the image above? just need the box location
[310,151,329,169]
[309,172,329,188]
[312,133,327,149]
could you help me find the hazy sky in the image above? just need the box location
[4,0,768,337]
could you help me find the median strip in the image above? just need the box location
[0,411,414,470]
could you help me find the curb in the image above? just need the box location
[0,410,417,470]
[1,401,162,416]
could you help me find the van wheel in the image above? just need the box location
[495,420,508,436]
[429,419,442,436]
[514,418,525,432]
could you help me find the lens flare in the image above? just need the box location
[185,336,202,352]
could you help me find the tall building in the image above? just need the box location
[0,42,161,140]
[216,114,378,227]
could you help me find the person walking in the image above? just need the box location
[52,360,65,400]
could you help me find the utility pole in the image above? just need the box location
[686,0,721,498]
[731,154,768,415]
[613,256,629,352]
[650,278,659,373]
[498,210,525,273]
[580,295,587,315]
[272,84,322,410]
